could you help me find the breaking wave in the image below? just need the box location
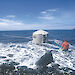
[0,39,75,72]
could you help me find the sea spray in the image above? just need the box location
[0,40,75,74]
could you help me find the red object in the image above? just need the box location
[61,41,69,50]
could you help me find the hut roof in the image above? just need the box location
[33,30,48,35]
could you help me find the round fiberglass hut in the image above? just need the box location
[32,30,48,45]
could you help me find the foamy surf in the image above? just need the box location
[0,40,75,72]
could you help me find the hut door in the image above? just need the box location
[43,35,47,43]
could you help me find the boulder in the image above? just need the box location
[36,51,53,67]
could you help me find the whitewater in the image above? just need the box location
[0,39,75,72]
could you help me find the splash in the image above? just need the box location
[0,40,75,71]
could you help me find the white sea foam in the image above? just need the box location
[0,40,75,70]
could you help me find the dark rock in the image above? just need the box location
[0,56,6,59]
[70,70,75,75]
[7,54,13,57]
[17,66,37,75]
[17,66,27,70]
[0,63,15,75]
[17,46,25,48]
[55,48,59,49]
[51,63,60,68]
[35,51,53,74]
[36,51,53,66]
[21,46,25,48]
[4,59,10,62]
[10,61,20,65]
[10,45,15,47]
[36,66,48,73]
[46,67,63,75]
[17,46,21,48]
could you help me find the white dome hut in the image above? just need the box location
[32,30,48,45]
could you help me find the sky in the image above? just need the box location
[0,0,75,30]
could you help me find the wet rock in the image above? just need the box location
[17,66,27,70]
[53,70,63,75]
[0,63,15,75]
[17,46,25,48]
[55,48,59,49]
[36,66,48,74]
[17,46,21,48]
[10,61,20,65]
[36,51,53,66]
[51,63,60,68]
[71,70,75,75]
[7,54,13,57]
[0,56,6,59]
[17,66,37,75]
[21,46,25,48]
[0,73,3,75]
[46,67,63,75]
[4,59,10,62]
[61,67,73,73]
[10,45,15,47]
[35,51,53,74]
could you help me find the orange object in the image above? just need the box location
[61,41,69,50]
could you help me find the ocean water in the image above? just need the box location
[0,30,75,75]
